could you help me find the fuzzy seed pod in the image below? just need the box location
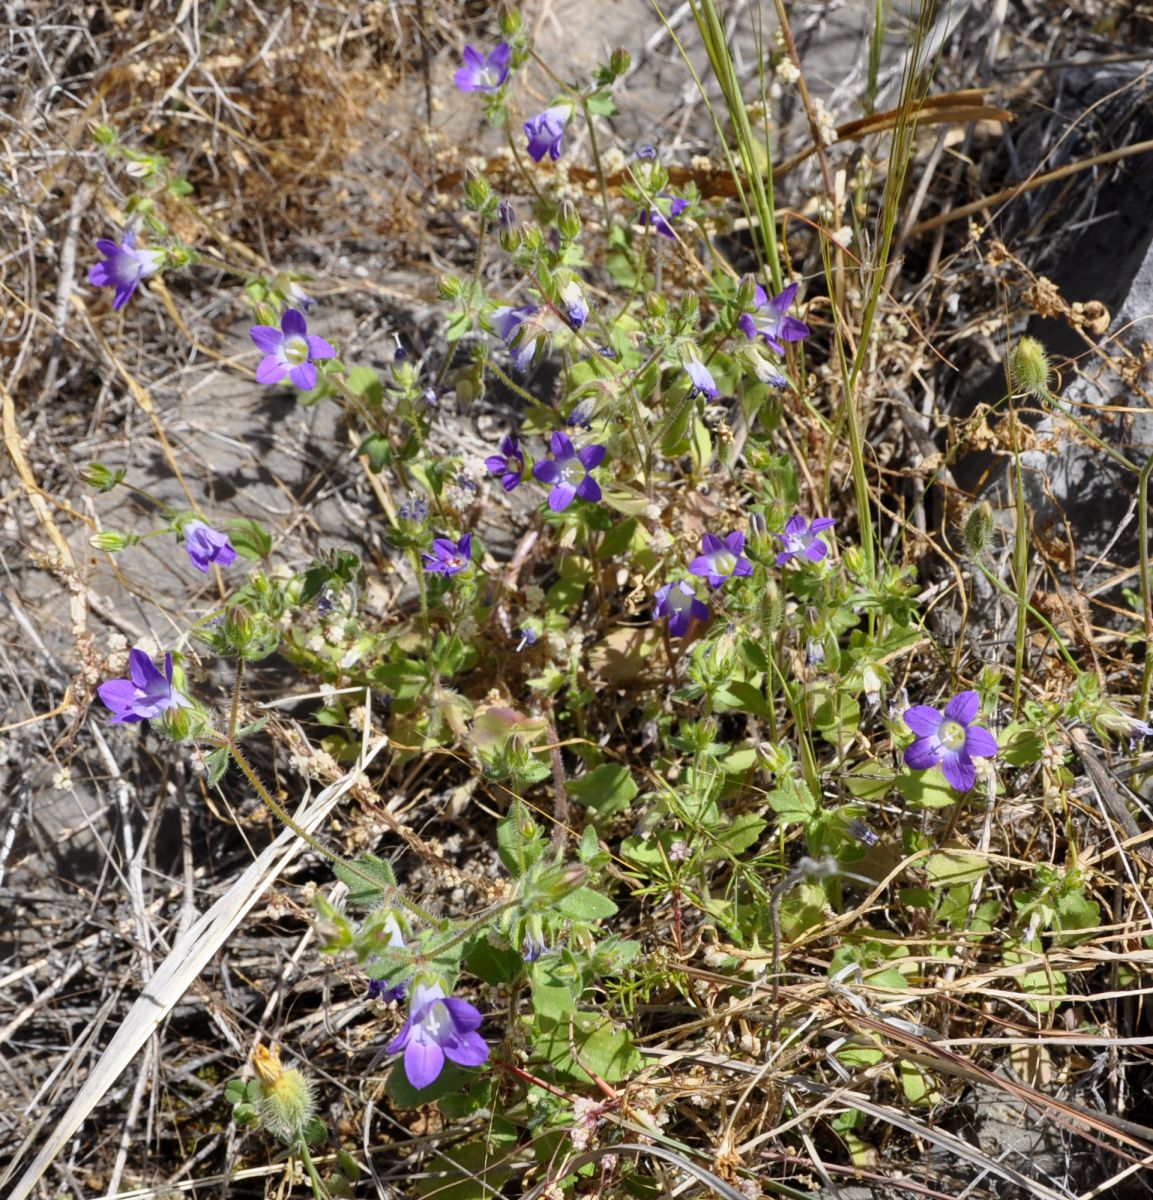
[251,1043,316,1143]
[962,501,995,558]
[1010,336,1051,397]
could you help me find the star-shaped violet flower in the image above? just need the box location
[775,514,835,566]
[98,649,192,724]
[485,435,524,492]
[643,194,689,239]
[524,105,570,163]
[89,229,163,310]
[904,690,999,792]
[387,979,488,1090]
[689,531,753,588]
[249,308,335,391]
[532,431,605,512]
[183,520,237,573]
[655,580,709,638]
[454,43,511,93]
[737,282,810,354]
[422,533,472,576]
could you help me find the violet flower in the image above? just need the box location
[387,979,488,1090]
[367,913,409,1003]
[689,531,753,588]
[491,304,541,371]
[904,690,998,792]
[775,514,835,567]
[686,359,719,400]
[422,533,472,575]
[643,194,689,239]
[183,520,237,573]
[249,308,335,391]
[485,435,524,492]
[561,280,588,329]
[89,229,162,310]
[532,431,605,512]
[524,105,570,162]
[98,649,192,724]
[454,43,511,93]
[655,581,709,637]
[737,282,810,354]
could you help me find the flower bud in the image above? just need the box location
[89,529,137,553]
[90,122,117,146]
[736,275,759,311]
[558,199,582,241]
[610,47,631,77]
[1009,336,1051,397]
[497,199,521,251]
[224,603,253,644]
[80,462,126,492]
[962,500,995,558]
[499,5,521,35]
[251,1043,317,1143]
[438,275,462,301]
[760,576,783,631]
[645,291,668,318]
[464,172,493,214]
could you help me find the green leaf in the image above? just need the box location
[532,1012,641,1082]
[345,365,383,406]
[598,517,639,559]
[358,433,391,473]
[465,936,524,986]
[203,746,230,787]
[717,680,771,717]
[333,854,395,908]
[556,885,618,921]
[925,850,988,888]
[895,771,957,809]
[225,517,273,561]
[766,779,817,823]
[704,814,766,859]
[414,1136,515,1200]
[567,763,637,818]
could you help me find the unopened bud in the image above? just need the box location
[1010,336,1051,397]
[609,48,631,77]
[736,275,759,311]
[558,199,582,241]
[962,500,995,557]
[498,5,522,35]
[761,576,783,631]
[80,462,126,492]
[464,173,493,214]
[90,529,136,553]
[644,291,668,318]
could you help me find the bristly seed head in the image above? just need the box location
[1009,336,1051,397]
[961,500,995,558]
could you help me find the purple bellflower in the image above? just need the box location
[904,690,999,792]
[492,304,541,371]
[422,533,472,575]
[689,531,753,588]
[367,913,409,1004]
[249,308,335,391]
[686,359,719,400]
[183,520,237,573]
[775,514,835,567]
[532,431,605,512]
[89,229,162,311]
[644,194,689,239]
[655,580,709,637]
[387,979,488,1090]
[98,649,191,724]
[485,435,524,492]
[454,43,511,93]
[561,280,588,329]
[524,105,570,162]
[737,282,810,354]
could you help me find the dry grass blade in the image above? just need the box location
[1,736,387,1200]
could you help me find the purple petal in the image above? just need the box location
[441,997,483,1032]
[783,514,807,537]
[280,308,307,337]
[809,517,836,534]
[701,533,723,554]
[690,598,710,622]
[88,262,113,287]
[779,315,811,342]
[723,531,745,554]
[737,315,758,341]
[688,555,712,578]
[803,541,829,562]
[288,362,318,391]
[549,431,575,459]
[578,444,606,470]
[751,285,768,307]
[458,533,472,560]
[97,679,136,716]
[485,455,507,475]
[943,690,980,726]
[940,752,976,792]
[575,476,601,503]
[249,325,283,353]
[733,558,753,577]
[112,282,139,310]
[386,1016,414,1055]
[443,1030,489,1068]
[489,43,512,74]
[904,736,942,771]
[404,1037,445,1091]
[963,725,999,758]
[460,45,483,70]
[128,649,162,690]
[549,482,577,512]
[774,550,793,567]
[256,355,287,385]
[533,461,560,484]
[307,335,335,360]
[904,705,944,736]
[767,283,799,314]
